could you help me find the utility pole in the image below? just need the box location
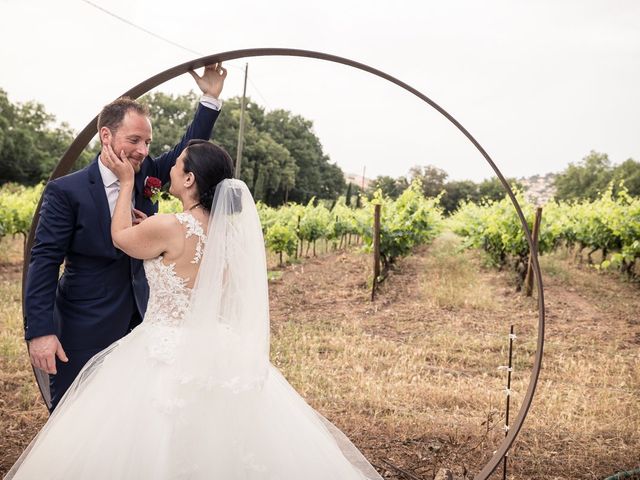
[235,63,248,178]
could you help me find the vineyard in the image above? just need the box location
[0,184,44,241]
[450,185,640,283]
[0,180,444,273]
[2,181,638,282]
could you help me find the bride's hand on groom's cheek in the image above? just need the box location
[102,144,134,186]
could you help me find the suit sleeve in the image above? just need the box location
[153,103,220,185]
[24,181,75,340]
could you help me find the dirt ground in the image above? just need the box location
[266,240,639,479]
[1,237,639,479]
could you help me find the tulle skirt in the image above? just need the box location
[5,323,381,479]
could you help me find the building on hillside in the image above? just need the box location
[519,172,557,205]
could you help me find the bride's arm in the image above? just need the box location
[102,144,177,260]
[112,214,177,260]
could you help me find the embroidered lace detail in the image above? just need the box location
[143,323,183,364]
[143,258,191,327]
[175,212,207,264]
[141,213,207,364]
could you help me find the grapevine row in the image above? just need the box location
[1,181,444,268]
[450,185,640,280]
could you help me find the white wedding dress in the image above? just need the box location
[6,180,381,480]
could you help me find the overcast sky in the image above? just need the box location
[1,0,638,182]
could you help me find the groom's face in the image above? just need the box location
[106,111,152,173]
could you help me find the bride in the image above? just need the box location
[5,139,382,479]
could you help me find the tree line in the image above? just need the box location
[2,87,638,209]
[553,150,640,201]
[366,165,523,214]
[0,88,346,206]
[139,92,347,205]
[0,89,94,185]
[367,151,640,214]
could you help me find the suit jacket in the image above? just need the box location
[24,103,219,350]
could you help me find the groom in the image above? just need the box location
[24,63,227,412]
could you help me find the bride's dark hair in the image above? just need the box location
[182,140,234,211]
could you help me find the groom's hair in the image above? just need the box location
[97,97,150,138]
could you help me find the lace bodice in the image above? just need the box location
[142,213,206,328]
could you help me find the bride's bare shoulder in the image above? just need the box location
[150,212,182,224]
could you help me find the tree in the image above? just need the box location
[1,89,346,204]
[477,177,523,202]
[345,182,353,206]
[345,182,364,207]
[434,175,525,215]
[263,109,344,203]
[554,150,613,201]
[207,96,346,205]
[140,91,200,155]
[611,158,640,197]
[409,165,448,198]
[212,97,299,204]
[0,89,92,185]
[441,180,478,214]
[318,159,348,200]
[367,175,409,199]
[242,130,297,204]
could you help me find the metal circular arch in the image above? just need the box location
[22,48,545,480]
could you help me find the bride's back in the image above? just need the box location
[160,210,209,289]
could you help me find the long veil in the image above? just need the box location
[174,178,270,391]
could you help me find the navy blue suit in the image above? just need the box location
[24,103,219,410]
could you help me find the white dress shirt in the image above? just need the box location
[97,96,222,216]
[200,95,222,111]
[97,159,126,217]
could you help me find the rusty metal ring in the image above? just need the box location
[22,48,545,480]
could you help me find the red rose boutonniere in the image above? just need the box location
[144,176,163,204]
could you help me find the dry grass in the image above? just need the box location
[420,231,494,311]
[267,237,540,478]
[1,235,639,479]
[0,237,49,473]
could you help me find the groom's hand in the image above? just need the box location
[132,208,147,225]
[189,62,227,98]
[29,335,68,374]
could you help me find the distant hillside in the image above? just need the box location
[344,172,373,190]
[342,169,559,205]
[518,172,557,205]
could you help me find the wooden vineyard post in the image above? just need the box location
[524,207,542,297]
[295,215,301,259]
[371,204,381,301]
[501,325,516,480]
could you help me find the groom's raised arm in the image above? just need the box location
[153,64,228,184]
[152,100,220,184]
